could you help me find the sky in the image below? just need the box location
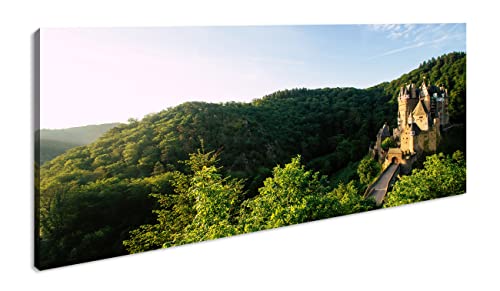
[40,24,466,129]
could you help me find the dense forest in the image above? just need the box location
[381,52,466,124]
[37,123,120,164]
[36,52,466,269]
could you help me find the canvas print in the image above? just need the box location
[35,24,466,269]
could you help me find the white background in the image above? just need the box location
[0,0,498,290]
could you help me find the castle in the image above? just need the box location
[372,78,450,173]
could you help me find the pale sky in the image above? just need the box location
[40,24,466,129]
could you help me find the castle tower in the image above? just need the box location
[398,84,419,130]
[410,83,417,99]
[398,87,409,128]
[420,77,431,113]
[408,129,415,154]
[407,113,416,153]
[398,99,408,129]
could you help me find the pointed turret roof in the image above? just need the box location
[412,99,429,117]
[420,78,430,98]
[399,84,410,99]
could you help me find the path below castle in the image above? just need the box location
[368,163,399,206]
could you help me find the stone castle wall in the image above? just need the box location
[415,130,438,153]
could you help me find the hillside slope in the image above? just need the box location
[38,123,120,164]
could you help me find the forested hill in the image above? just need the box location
[379,51,466,123]
[41,87,393,193]
[38,123,120,164]
[37,52,466,269]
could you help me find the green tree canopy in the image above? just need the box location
[357,156,381,186]
[384,151,466,207]
[123,150,244,253]
[240,156,342,232]
[381,137,396,151]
